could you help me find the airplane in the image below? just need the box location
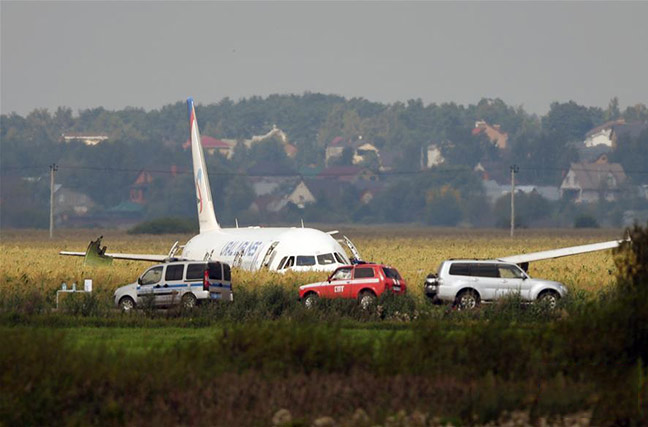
[60,97,356,272]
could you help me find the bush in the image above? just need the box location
[127,217,197,234]
[573,214,599,228]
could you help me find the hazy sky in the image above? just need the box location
[2,1,647,116]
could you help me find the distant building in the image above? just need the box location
[472,120,508,150]
[582,119,647,149]
[286,181,317,208]
[583,119,625,148]
[54,186,95,217]
[61,133,109,146]
[325,137,381,167]
[183,135,234,158]
[560,156,628,203]
[425,144,445,168]
[130,170,154,204]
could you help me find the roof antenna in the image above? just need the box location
[235,218,239,228]
[301,218,304,228]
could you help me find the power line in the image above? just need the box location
[2,163,648,178]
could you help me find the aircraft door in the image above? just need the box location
[261,241,280,269]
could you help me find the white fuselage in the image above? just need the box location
[181,227,350,272]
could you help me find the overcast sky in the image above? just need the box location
[2,1,647,116]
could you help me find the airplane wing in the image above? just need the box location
[59,251,167,262]
[59,236,170,266]
[496,239,625,265]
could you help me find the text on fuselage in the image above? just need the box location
[220,241,263,258]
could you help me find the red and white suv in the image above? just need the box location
[299,263,407,309]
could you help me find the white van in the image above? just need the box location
[114,260,232,311]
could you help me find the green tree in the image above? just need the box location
[543,101,595,142]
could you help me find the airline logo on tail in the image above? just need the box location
[196,168,204,214]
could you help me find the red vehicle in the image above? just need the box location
[299,263,407,309]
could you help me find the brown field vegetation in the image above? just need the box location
[0,227,623,303]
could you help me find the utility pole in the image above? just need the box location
[49,163,58,239]
[510,164,519,238]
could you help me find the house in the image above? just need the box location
[130,170,154,204]
[472,120,508,150]
[560,156,628,203]
[240,125,297,158]
[474,161,510,185]
[582,120,647,149]
[183,135,234,158]
[286,181,317,208]
[584,119,625,148]
[325,137,381,167]
[54,186,95,217]
[61,133,109,146]
[425,144,445,168]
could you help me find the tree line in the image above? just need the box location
[1,94,647,228]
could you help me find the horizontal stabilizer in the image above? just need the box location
[497,239,625,265]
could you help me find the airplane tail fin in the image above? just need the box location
[188,97,220,232]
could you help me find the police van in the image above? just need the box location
[114,260,233,311]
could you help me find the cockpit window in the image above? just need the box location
[277,256,288,270]
[296,256,316,266]
[284,256,295,269]
[334,252,347,264]
[317,253,336,265]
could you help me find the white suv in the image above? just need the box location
[114,260,233,311]
[424,260,568,309]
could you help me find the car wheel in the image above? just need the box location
[358,291,377,310]
[181,293,198,309]
[538,290,560,309]
[303,293,318,309]
[119,296,135,312]
[456,289,480,310]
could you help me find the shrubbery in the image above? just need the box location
[127,217,197,234]
[2,224,648,425]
